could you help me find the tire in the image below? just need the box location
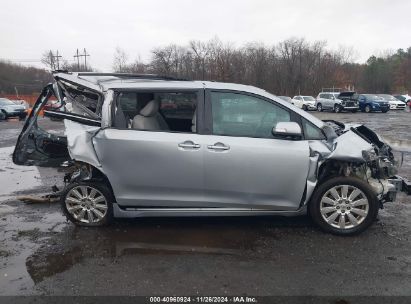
[62,180,114,227]
[0,110,7,120]
[333,104,342,113]
[365,105,372,113]
[351,110,357,113]
[381,109,388,113]
[309,176,379,236]
[317,103,323,112]
[302,104,308,111]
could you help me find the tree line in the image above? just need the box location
[1,37,410,96]
[113,37,411,96]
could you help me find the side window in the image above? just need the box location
[115,91,197,133]
[302,118,325,140]
[211,92,291,139]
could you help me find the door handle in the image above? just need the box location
[178,141,200,149]
[207,143,230,151]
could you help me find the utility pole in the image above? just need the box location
[52,50,62,70]
[73,48,90,71]
[82,48,90,70]
[74,49,81,70]
[48,50,55,70]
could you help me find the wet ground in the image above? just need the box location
[0,112,410,296]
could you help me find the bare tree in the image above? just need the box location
[113,47,128,72]
[41,50,56,70]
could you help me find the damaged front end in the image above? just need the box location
[312,120,410,207]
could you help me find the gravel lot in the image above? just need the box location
[0,111,410,297]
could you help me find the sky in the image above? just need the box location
[1,0,410,71]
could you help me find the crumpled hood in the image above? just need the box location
[322,121,392,162]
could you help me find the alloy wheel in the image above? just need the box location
[65,185,108,224]
[320,185,369,229]
[317,104,322,112]
[334,105,341,113]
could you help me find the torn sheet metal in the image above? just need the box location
[64,119,101,168]
[327,130,374,162]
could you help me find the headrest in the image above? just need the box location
[140,99,160,117]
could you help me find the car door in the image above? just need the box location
[320,93,328,109]
[358,95,366,110]
[317,94,325,108]
[200,90,310,211]
[92,89,207,208]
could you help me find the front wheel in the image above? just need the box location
[62,181,114,227]
[309,177,379,235]
[381,109,388,113]
[351,109,358,113]
[365,105,372,113]
[317,103,323,112]
[302,104,308,111]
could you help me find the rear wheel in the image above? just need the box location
[317,103,323,112]
[334,104,342,113]
[62,181,114,226]
[309,177,378,235]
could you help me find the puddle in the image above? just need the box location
[20,215,310,286]
[383,137,411,153]
[0,147,42,197]
[0,146,64,200]
[0,207,68,295]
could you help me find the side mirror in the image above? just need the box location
[272,122,303,140]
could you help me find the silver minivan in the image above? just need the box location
[13,72,410,235]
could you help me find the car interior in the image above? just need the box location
[114,92,197,133]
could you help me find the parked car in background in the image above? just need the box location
[12,99,30,109]
[13,72,411,235]
[394,94,411,109]
[358,94,390,113]
[0,98,27,120]
[378,94,406,110]
[277,96,292,103]
[316,92,359,113]
[291,95,316,111]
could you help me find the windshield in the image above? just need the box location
[0,98,15,106]
[303,96,316,101]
